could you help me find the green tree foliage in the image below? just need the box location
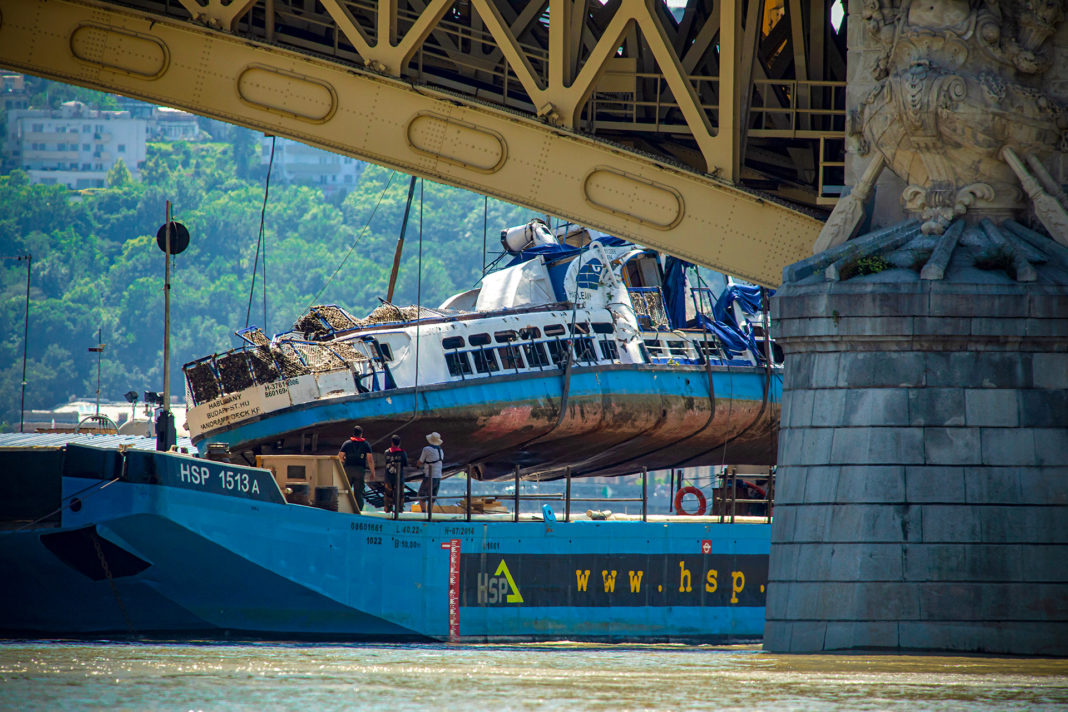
[0,124,533,428]
[106,158,132,187]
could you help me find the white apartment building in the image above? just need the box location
[150,106,200,141]
[0,73,29,114]
[6,100,147,189]
[260,136,363,194]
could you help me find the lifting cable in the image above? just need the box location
[470,243,589,476]
[245,135,275,331]
[572,266,724,478]
[372,177,425,448]
[310,168,399,307]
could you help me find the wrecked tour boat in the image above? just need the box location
[183,221,783,478]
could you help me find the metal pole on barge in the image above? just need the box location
[513,465,520,523]
[641,466,648,522]
[154,204,189,451]
[465,466,472,523]
[565,467,571,523]
[160,202,174,451]
[17,254,30,433]
[163,202,171,416]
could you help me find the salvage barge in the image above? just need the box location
[0,436,770,641]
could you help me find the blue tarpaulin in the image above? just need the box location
[662,256,690,329]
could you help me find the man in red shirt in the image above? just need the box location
[339,425,374,512]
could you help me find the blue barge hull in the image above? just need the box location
[0,443,770,642]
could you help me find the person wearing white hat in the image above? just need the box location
[417,432,444,506]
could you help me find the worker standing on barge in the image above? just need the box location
[383,435,409,514]
[339,425,374,512]
[417,432,444,508]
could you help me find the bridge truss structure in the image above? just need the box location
[0,0,846,284]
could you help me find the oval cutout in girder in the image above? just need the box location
[237,65,337,123]
[582,167,685,230]
[69,24,169,79]
[407,113,507,174]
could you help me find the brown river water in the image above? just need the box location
[1,642,1066,711]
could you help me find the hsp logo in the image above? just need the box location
[476,560,524,604]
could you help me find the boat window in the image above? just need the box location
[544,324,566,337]
[667,340,688,355]
[379,344,394,362]
[591,322,614,334]
[472,348,499,373]
[573,338,597,363]
[286,465,307,480]
[568,322,590,335]
[469,333,491,346]
[498,345,524,370]
[442,336,465,350]
[523,342,550,367]
[519,326,541,339]
[599,340,619,361]
[494,330,517,343]
[445,351,472,377]
[546,340,568,365]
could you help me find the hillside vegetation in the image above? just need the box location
[0,112,530,427]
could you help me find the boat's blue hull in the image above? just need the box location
[1,446,770,642]
[194,363,782,478]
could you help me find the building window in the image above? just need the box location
[117,144,126,153]
[32,123,43,132]
[82,125,91,133]
[82,144,90,151]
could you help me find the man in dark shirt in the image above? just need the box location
[383,435,409,514]
[339,425,374,512]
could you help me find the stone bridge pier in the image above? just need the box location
[763,2,1068,655]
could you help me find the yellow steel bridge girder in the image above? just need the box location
[0,0,822,286]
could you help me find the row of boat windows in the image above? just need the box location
[440,321,614,351]
[445,336,620,377]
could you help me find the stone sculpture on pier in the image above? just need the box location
[766,0,1068,655]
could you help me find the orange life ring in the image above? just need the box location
[674,486,707,516]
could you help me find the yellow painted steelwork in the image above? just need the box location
[0,0,846,285]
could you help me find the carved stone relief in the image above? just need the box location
[846,0,1068,237]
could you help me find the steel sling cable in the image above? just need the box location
[246,135,275,330]
[310,168,398,307]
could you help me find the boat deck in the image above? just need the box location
[356,510,771,524]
